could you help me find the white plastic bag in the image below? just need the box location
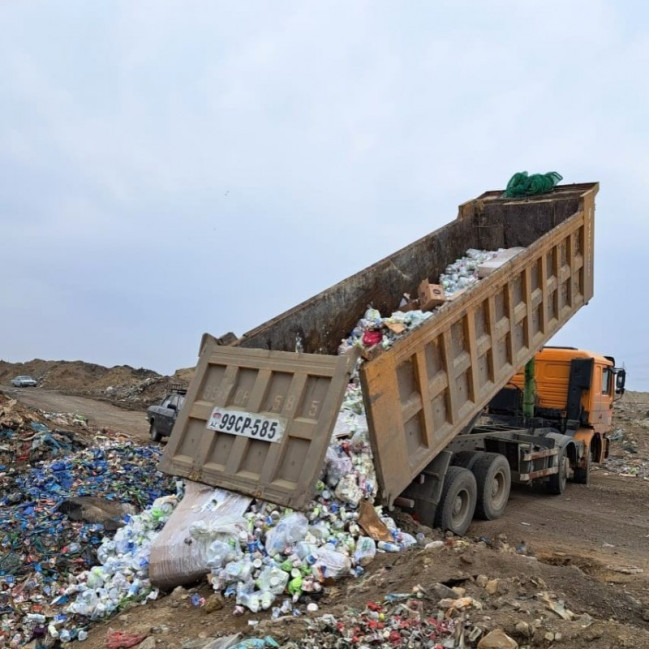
[324,446,353,488]
[313,547,352,580]
[353,536,376,567]
[334,473,363,506]
[264,513,308,556]
[206,538,241,569]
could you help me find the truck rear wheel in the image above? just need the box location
[472,453,511,520]
[546,448,568,494]
[435,466,477,536]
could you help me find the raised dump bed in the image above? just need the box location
[159,183,598,511]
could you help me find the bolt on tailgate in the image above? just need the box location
[158,341,357,509]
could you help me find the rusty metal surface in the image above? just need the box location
[361,184,598,506]
[158,340,357,509]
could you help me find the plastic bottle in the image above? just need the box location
[260,590,274,610]
[377,541,400,552]
[237,592,261,613]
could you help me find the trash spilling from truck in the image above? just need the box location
[159,183,620,537]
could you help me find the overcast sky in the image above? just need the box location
[2,1,648,389]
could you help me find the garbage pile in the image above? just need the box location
[0,441,176,647]
[0,393,91,475]
[0,421,87,475]
[603,429,649,478]
[292,587,459,648]
[337,248,498,357]
[39,379,417,643]
[439,248,499,295]
[179,383,417,617]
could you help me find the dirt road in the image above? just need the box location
[2,385,151,441]
[470,471,649,568]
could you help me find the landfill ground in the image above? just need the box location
[0,386,151,442]
[2,365,649,648]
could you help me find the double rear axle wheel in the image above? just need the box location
[436,452,512,535]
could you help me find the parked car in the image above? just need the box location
[147,388,187,442]
[11,375,38,387]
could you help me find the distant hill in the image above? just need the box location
[0,359,195,410]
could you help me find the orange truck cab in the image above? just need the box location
[497,346,626,468]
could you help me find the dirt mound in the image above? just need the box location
[0,359,195,410]
[0,359,158,391]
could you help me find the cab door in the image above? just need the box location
[589,363,614,432]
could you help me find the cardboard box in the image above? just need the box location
[418,281,446,311]
[397,294,420,312]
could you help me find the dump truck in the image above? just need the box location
[159,182,625,535]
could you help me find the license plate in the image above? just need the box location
[207,408,286,443]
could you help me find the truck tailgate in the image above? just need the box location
[158,341,356,509]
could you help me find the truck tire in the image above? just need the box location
[149,421,163,443]
[435,466,477,536]
[546,447,568,495]
[573,448,591,485]
[472,453,511,520]
[451,450,484,471]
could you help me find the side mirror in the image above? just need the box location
[615,369,626,395]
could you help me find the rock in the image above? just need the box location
[485,579,500,595]
[182,640,212,649]
[476,574,489,588]
[58,496,135,529]
[431,583,461,600]
[460,554,474,565]
[583,625,605,641]
[514,621,530,637]
[438,596,478,611]
[544,631,555,641]
[452,586,466,597]
[171,586,189,600]
[204,593,226,613]
[478,629,518,649]
[139,639,157,649]
[203,636,243,649]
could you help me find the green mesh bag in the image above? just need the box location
[504,171,563,198]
